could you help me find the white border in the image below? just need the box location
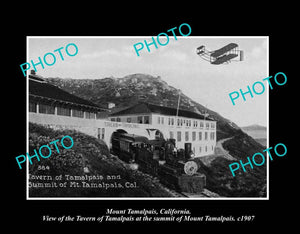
[26,36,269,200]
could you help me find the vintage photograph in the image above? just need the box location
[27,36,268,199]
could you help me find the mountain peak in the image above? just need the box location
[241,124,267,131]
[122,73,157,80]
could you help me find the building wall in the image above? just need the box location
[108,113,217,157]
[109,113,152,124]
[29,112,99,138]
[29,112,154,149]
[30,103,216,158]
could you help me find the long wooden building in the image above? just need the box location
[29,71,107,119]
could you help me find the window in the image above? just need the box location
[205,132,208,140]
[185,131,189,141]
[199,146,202,153]
[177,118,180,126]
[144,116,149,124]
[138,116,143,123]
[39,103,55,115]
[127,117,131,123]
[101,128,105,139]
[161,117,164,124]
[97,128,101,140]
[57,107,71,116]
[98,128,105,140]
[206,122,209,129]
[157,116,160,124]
[211,122,215,129]
[85,112,95,119]
[192,131,196,141]
[116,117,121,122]
[205,146,207,152]
[194,120,198,127]
[72,109,84,118]
[170,131,174,139]
[200,121,204,129]
[171,118,174,125]
[177,131,181,142]
[210,132,215,140]
[90,112,96,119]
[111,118,116,122]
[168,117,171,125]
[199,132,202,141]
[29,102,37,113]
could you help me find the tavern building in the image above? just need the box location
[108,102,216,157]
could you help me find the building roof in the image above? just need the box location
[29,75,105,111]
[110,102,213,121]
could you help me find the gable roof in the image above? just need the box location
[110,102,213,121]
[29,75,105,111]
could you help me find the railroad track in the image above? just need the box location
[167,189,213,198]
[181,189,219,198]
[166,189,189,198]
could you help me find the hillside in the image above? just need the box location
[28,123,173,197]
[44,73,267,197]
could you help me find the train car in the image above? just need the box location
[111,131,149,162]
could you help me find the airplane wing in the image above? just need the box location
[210,43,238,58]
[211,53,238,64]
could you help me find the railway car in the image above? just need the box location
[111,131,149,163]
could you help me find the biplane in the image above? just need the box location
[196,43,244,65]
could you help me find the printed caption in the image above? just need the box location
[42,208,255,223]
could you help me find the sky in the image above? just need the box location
[28,36,268,127]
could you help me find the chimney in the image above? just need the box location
[107,102,115,109]
[28,70,45,82]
